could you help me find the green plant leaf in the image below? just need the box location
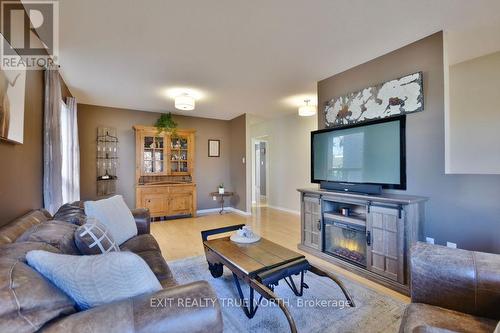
[155,113,178,135]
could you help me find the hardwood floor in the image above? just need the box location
[151,206,409,303]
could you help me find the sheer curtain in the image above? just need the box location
[43,67,63,215]
[61,97,80,203]
[44,67,80,214]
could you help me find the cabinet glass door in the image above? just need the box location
[170,135,189,174]
[143,135,165,174]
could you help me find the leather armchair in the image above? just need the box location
[399,242,500,333]
[41,281,223,333]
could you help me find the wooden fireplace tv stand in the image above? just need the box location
[297,188,427,295]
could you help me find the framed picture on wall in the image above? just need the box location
[208,139,220,157]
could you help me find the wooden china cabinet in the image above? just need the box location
[133,125,197,219]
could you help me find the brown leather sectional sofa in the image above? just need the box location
[400,242,500,333]
[0,202,223,333]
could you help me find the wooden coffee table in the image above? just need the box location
[201,224,354,333]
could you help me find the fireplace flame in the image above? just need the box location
[337,238,362,253]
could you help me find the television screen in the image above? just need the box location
[312,117,405,189]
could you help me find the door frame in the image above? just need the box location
[251,136,269,207]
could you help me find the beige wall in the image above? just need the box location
[0,73,71,228]
[448,51,500,174]
[0,70,45,227]
[228,114,247,212]
[0,0,72,226]
[78,104,238,210]
[318,32,500,253]
[248,113,317,213]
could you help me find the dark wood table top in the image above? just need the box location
[209,191,234,197]
[203,236,305,275]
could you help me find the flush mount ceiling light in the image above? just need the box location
[298,99,317,116]
[175,93,195,111]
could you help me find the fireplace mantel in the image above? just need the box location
[297,188,427,295]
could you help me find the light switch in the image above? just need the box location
[242,157,245,164]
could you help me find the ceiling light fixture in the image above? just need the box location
[298,99,316,116]
[175,93,195,111]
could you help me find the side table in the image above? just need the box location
[209,192,234,214]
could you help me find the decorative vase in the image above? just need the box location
[219,188,225,194]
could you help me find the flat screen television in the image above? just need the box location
[311,116,406,190]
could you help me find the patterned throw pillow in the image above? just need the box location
[74,221,120,255]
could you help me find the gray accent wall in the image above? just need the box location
[318,32,500,253]
[228,114,247,212]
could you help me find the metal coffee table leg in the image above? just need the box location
[308,264,355,307]
[248,278,298,333]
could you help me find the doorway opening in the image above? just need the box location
[251,137,269,208]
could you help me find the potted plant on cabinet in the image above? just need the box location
[155,113,178,136]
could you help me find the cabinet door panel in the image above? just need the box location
[367,206,404,283]
[312,213,321,231]
[169,194,192,215]
[385,214,398,232]
[311,233,320,248]
[372,253,386,272]
[302,196,321,250]
[142,194,167,215]
[386,231,398,259]
[372,228,385,254]
[304,213,312,232]
[304,201,312,214]
[371,211,384,229]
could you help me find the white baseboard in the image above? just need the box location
[266,205,300,215]
[196,208,221,215]
[228,207,252,216]
[196,207,252,216]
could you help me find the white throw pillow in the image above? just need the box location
[26,250,162,310]
[84,195,137,245]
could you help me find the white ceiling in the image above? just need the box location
[58,0,500,120]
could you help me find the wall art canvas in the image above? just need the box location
[325,72,423,127]
[0,34,27,144]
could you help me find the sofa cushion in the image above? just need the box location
[120,234,160,253]
[26,250,162,310]
[135,250,177,288]
[16,221,79,255]
[74,221,120,255]
[53,202,87,226]
[0,242,61,262]
[84,195,138,245]
[0,210,51,245]
[0,258,76,333]
[400,303,498,333]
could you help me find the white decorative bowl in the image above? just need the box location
[230,233,261,244]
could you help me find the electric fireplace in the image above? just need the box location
[324,219,367,267]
